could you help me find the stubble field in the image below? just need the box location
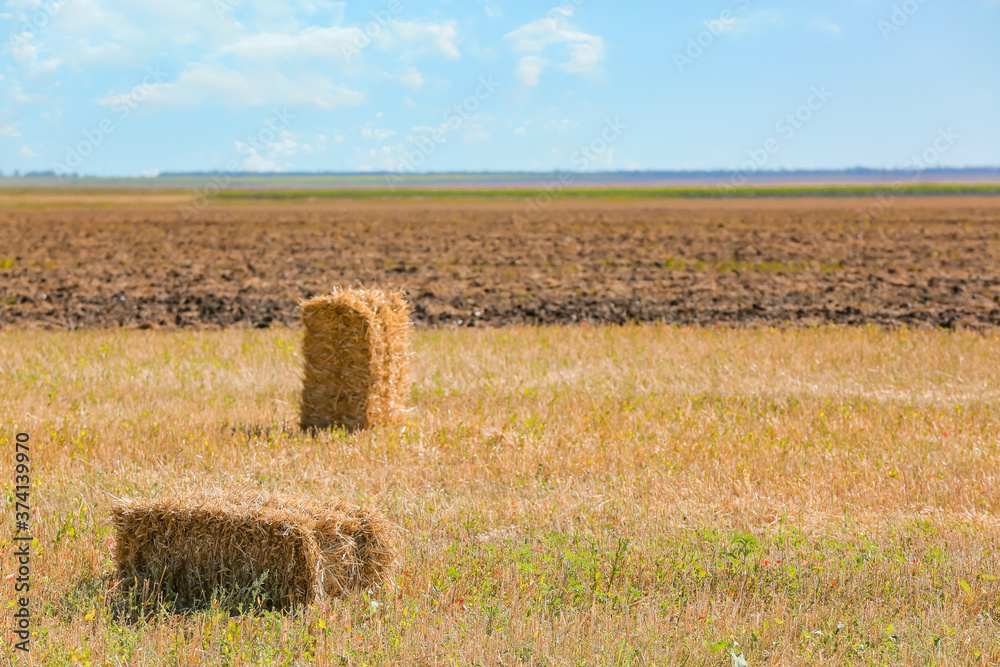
[1,192,1000,666]
[2,325,1000,665]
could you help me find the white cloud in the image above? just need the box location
[355,143,409,171]
[560,41,602,74]
[386,20,460,59]
[98,80,197,113]
[98,62,365,112]
[0,124,21,137]
[3,0,232,75]
[6,80,45,105]
[505,8,604,84]
[362,122,395,141]
[306,133,328,153]
[215,19,459,66]
[219,25,364,62]
[7,36,39,67]
[483,3,503,19]
[33,57,63,72]
[809,17,841,36]
[265,129,303,156]
[40,0,160,67]
[234,128,314,171]
[699,10,784,37]
[254,131,329,157]
[75,41,128,64]
[515,55,548,86]
[398,66,424,90]
[140,168,159,177]
[545,118,578,133]
[19,145,35,157]
[295,0,346,18]
[237,145,283,172]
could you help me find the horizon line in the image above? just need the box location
[3,166,1000,180]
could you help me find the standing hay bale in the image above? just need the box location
[300,288,411,430]
[110,491,397,612]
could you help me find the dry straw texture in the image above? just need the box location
[111,491,396,611]
[300,288,412,430]
[8,323,1000,664]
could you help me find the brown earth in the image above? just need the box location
[1,194,999,330]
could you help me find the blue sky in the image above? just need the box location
[1,0,998,176]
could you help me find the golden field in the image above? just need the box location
[2,324,999,665]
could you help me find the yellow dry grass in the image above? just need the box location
[1,324,999,665]
[300,289,411,430]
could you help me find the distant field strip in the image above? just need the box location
[1,183,999,201]
[215,184,1000,200]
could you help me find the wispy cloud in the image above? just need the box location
[545,118,579,133]
[398,66,424,90]
[362,122,395,141]
[98,63,365,112]
[232,127,330,172]
[717,10,784,35]
[387,20,461,60]
[505,6,604,86]
[515,55,548,87]
[218,25,365,62]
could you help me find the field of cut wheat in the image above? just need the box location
[2,323,999,665]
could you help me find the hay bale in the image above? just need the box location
[300,288,411,430]
[111,491,396,611]
[306,499,397,597]
[258,495,397,597]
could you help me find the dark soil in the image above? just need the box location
[1,196,999,330]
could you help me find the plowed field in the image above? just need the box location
[1,194,998,329]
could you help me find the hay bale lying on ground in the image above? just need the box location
[111,491,396,611]
[303,499,398,597]
[300,288,411,430]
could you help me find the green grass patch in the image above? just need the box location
[209,183,1000,201]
